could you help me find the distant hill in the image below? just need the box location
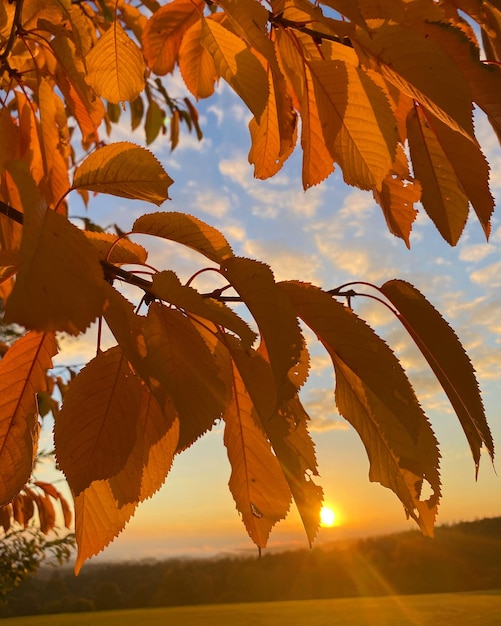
[2,517,501,618]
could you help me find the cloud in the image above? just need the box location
[219,152,326,219]
[459,243,497,263]
[470,260,501,288]
[189,188,231,218]
[242,240,323,283]
[302,388,349,432]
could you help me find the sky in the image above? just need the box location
[37,73,501,566]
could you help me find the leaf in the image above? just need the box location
[50,33,104,146]
[55,346,143,496]
[223,356,291,548]
[357,22,474,138]
[4,207,106,335]
[280,281,441,535]
[72,142,173,206]
[275,29,334,188]
[248,59,296,180]
[373,144,421,248]
[109,386,179,507]
[418,108,494,239]
[406,105,469,245]
[142,0,205,75]
[83,231,148,265]
[221,257,304,401]
[309,57,397,190]
[267,396,323,546]
[201,16,269,120]
[0,332,57,506]
[38,80,71,207]
[145,100,164,145]
[380,279,494,473]
[74,479,137,574]
[228,341,322,545]
[137,389,180,502]
[151,270,257,349]
[86,22,146,104]
[143,303,228,451]
[132,211,233,263]
[179,19,218,99]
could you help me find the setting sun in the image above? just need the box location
[320,506,337,528]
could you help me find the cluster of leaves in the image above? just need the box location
[139,0,500,245]
[0,0,498,572]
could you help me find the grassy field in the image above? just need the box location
[2,591,501,625]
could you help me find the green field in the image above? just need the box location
[2,592,501,626]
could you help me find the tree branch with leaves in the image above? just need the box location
[0,0,499,573]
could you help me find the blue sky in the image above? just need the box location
[40,73,501,564]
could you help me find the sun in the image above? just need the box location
[319,505,337,528]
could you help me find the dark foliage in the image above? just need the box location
[2,517,501,618]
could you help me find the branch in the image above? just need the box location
[0,0,25,63]
[269,12,352,47]
[0,200,358,304]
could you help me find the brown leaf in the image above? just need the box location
[0,332,57,506]
[84,231,148,265]
[228,342,321,545]
[223,352,291,548]
[4,207,106,335]
[132,211,233,263]
[151,270,256,350]
[281,281,441,536]
[380,279,494,473]
[407,105,470,245]
[72,142,173,206]
[55,346,143,496]
[221,257,303,402]
[143,303,228,451]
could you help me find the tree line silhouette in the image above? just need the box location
[2,517,501,618]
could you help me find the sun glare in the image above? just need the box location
[320,506,337,528]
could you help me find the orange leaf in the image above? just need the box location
[358,22,474,138]
[142,0,205,75]
[276,30,334,188]
[407,105,469,245]
[229,342,321,545]
[308,57,397,190]
[280,281,441,536]
[0,332,57,506]
[179,19,218,99]
[221,257,303,402]
[84,231,148,265]
[223,353,291,548]
[151,270,256,350]
[55,346,143,496]
[86,22,146,104]
[380,279,494,473]
[267,396,323,546]
[72,142,173,206]
[201,16,268,120]
[143,303,228,451]
[74,479,136,574]
[373,144,421,248]
[4,207,106,335]
[132,211,233,263]
[74,387,179,573]
[108,387,178,508]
